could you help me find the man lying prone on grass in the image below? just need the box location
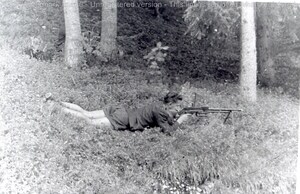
[60,92,190,135]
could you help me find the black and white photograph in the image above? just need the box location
[0,0,299,193]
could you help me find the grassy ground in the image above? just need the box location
[0,48,298,193]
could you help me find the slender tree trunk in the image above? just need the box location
[297,103,300,194]
[294,3,300,185]
[100,0,117,59]
[63,0,82,68]
[240,2,257,102]
[256,4,275,87]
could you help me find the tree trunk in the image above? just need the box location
[256,4,275,87]
[100,0,117,59]
[63,0,82,68]
[240,2,257,102]
[297,103,300,194]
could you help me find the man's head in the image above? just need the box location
[162,91,183,118]
[163,91,183,104]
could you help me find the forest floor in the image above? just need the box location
[0,47,298,194]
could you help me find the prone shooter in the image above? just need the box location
[57,91,242,135]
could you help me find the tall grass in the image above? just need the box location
[0,48,298,193]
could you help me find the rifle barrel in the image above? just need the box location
[182,107,242,112]
[207,108,242,111]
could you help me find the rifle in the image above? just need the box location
[178,107,242,124]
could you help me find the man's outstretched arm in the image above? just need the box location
[156,113,191,135]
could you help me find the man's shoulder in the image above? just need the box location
[132,103,166,118]
[144,102,165,112]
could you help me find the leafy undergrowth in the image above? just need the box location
[1,0,299,98]
[0,49,298,194]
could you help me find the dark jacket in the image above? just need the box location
[104,104,178,134]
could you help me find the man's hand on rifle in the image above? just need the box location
[176,113,192,124]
